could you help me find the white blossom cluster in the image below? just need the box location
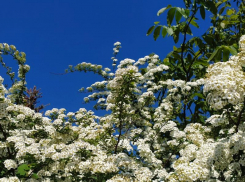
[2,36,245,181]
[112,41,121,66]
[204,36,245,110]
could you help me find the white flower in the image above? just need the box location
[4,159,17,170]
[114,41,121,46]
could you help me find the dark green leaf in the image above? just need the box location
[187,53,192,61]
[207,46,222,62]
[162,26,167,38]
[157,5,172,16]
[172,52,181,60]
[146,25,155,36]
[200,5,205,19]
[214,48,222,62]
[167,8,176,26]
[186,26,192,35]
[154,26,162,41]
[203,35,214,45]
[219,6,226,15]
[173,28,180,43]
[223,47,230,61]
[206,1,217,14]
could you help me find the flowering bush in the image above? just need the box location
[2,0,245,181]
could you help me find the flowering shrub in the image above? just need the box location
[2,0,245,181]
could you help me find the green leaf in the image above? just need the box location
[154,26,162,41]
[226,9,233,15]
[200,5,205,19]
[175,8,182,23]
[206,1,217,14]
[190,19,199,28]
[187,53,192,61]
[163,58,169,63]
[215,1,223,8]
[172,52,181,60]
[146,25,155,36]
[173,46,178,51]
[154,21,160,25]
[186,26,192,35]
[31,173,39,179]
[219,6,226,15]
[157,5,172,16]
[193,59,209,67]
[17,164,30,176]
[228,46,237,55]
[162,26,167,38]
[185,9,190,17]
[223,47,230,62]
[177,7,188,18]
[207,46,222,62]
[173,28,180,43]
[167,8,176,26]
[203,35,214,45]
[214,48,222,62]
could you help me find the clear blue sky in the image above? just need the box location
[0,0,208,114]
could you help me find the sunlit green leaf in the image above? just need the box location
[177,7,188,18]
[31,173,39,179]
[226,9,233,15]
[163,58,169,63]
[157,5,172,16]
[17,164,30,176]
[228,46,237,55]
[216,1,223,8]
[190,19,199,28]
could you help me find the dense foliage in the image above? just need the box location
[1,0,245,181]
